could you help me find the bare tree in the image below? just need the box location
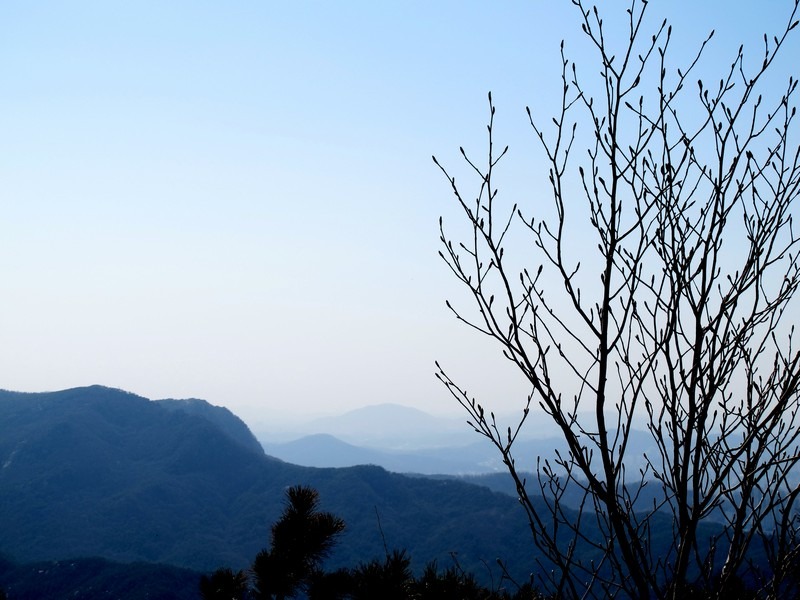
[435,1,800,598]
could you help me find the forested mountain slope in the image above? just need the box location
[0,386,536,581]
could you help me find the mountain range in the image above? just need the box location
[256,402,569,448]
[258,403,657,476]
[0,386,542,592]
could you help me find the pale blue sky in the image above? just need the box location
[0,1,795,427]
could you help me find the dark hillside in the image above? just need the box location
[0,387,537,581]
[0,554,201,600]
[0,386,292,570]
[156,397,264,456]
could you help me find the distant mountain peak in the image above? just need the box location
[337,403,436,418]
[299,402,471,450]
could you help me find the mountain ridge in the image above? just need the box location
[0,386,538,582]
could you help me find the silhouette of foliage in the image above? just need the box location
[251,485,345,600]
[415,560,495,599]
[200,567,249,600]
[348,549,414,600]
[306,568,353,600]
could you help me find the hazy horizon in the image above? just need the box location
[2,1,795,427]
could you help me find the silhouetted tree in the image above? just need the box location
[251,485,345,600]
[414,560,489,600]
[306,567,353,600]
[435,0,800,598]
[412,560,549,600]
[348,549,414,600]
[200,567,250,600]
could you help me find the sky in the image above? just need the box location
[0,1,796,430]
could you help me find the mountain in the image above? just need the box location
[261,433,526,474]
[261,433,499,474]
[270,403,476,449]
[156,397,263,455]
[260,419,659,476]
[0,386,538,583]
[0,554,201,600]
[292,403,593,448]
[0,385,281,570]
